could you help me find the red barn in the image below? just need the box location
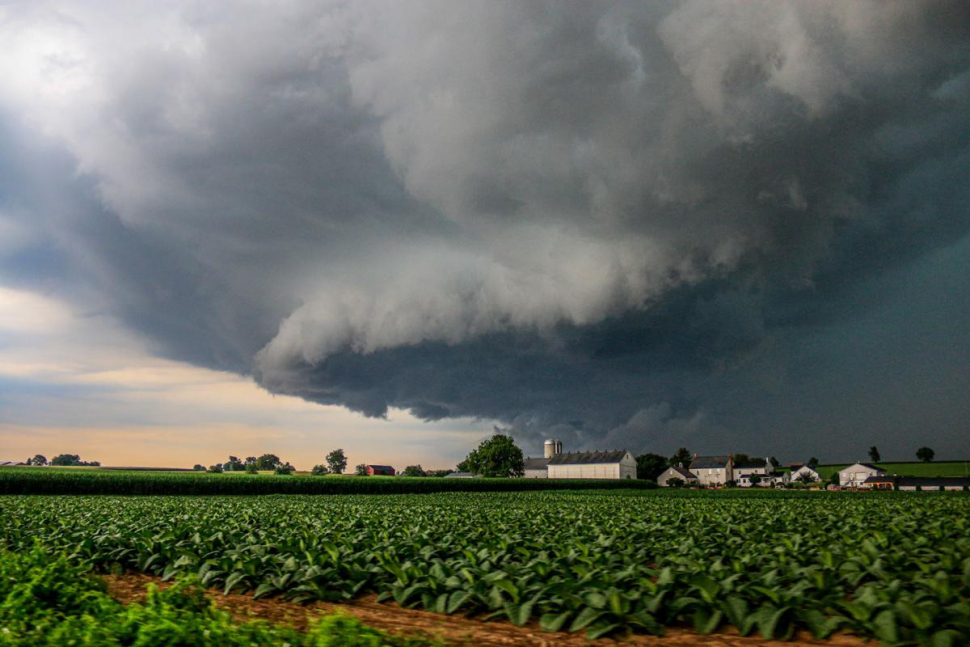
[366,465,395,476]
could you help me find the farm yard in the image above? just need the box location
[1,488,969,645]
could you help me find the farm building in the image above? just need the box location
[444,471,476,478]
[0,461,25,466]
[734,457,770,487]
[365,465,395,476]
[689,455,733,486]
[896,477,970,491]
[522,440,636,479]
[839,462,885,488]
[791,465,821,482]
[656,465,697,487]
[862,475,895,490]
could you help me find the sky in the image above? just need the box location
[1,1,968,469]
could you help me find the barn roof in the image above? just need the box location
[690,455,731,469]
[523,457,551,470]
[666,465,696,480]
[547,450,628,465]
[367,465,395,471]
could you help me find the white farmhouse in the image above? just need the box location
[734,457,771,487]
[688,455,733,486]
[791,465,821,483]
[838,462,886,488]
[656,465,697,487]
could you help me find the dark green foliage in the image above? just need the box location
[355,464,369,476]
[50,454,100,467]
[733,453,750,467]
[917,447,935,463]
[458,434,524,478]
[1,491,968,644]
[275,463,295,475]
[256,454,283,470]
[192,464,206,472]
[807,457,819,469]
[402,465,425,477]
[223,456,245,472]
[0,547,430,646]
[869,446,881,463]
[311,464,330,476]
[245,462,259,475]
[0,468,656,495]
[327,449,348,475]
[669,447,691,469]
[634,453,667,481]
[27,454,48,466]
[208,464,223,473]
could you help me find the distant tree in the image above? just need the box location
[769,457,780,468]
[355,463,369,476]
[732,453,750,467]
[326,449,348,475]
[807,457,819,469]
[796,472,816,485]
[459,434,524,477]
[749,475,762,487]
[311,464,329,476]
[634,453,668,481]
[245,462,259,474]
[245,456,257,465]
[667,477,685,488]
[208,464,223,473]
[669,448,692,469]
[192,464,206,472]
[274,462,294,475]
[50,454,81,466]
[403,465,426,477]
[830,472,840,485]
[916,446,935,463]
[223,456,244,472]
[868,446,881,463]
[255,454,282,471]
[27,454,48,466]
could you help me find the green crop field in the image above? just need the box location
[1,490,968,645]
[812,462,970,481]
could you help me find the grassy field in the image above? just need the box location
[1,489,968,644]
[0,467,654,495]
[812,461,970,481]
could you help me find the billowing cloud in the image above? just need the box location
[1,1,968,460]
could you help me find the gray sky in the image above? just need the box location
[1,1,968,467]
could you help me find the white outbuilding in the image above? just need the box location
[546,450,637,480]
[838,462,886,488]
[656,465,698,487]
[791,465,821,483]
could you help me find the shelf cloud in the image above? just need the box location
[1,1,968,458]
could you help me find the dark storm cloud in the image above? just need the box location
[2,1,969,459]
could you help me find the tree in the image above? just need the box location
[830,472,840,485]
[733,453,750,467]
[916,446,935,463]
[769,457,780,468]
[749,474,762,487]
[208,464,223,473]
[245,456,257,465]
[796,472,816,485]
[192,464,206,471]
[634,453,668,481]
[459,434,524,477]
[354,463,369,476]
[326,449,348,475]
[403,465,426,477]
[310,464,329,476]
[223,456,244,472]
[807,457,819,469]
[667,477,685,488]
[27,454,48,466]
[669,447,692,469]
[868,446,881,463]
[49,454,99,467]
[255,454,282,470]
[274,462,294,475]
[245,462,259,474]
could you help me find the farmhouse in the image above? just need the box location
[839,462,886,488]
[656,465,697,487]
[689,455,733,486]
[365,465,395,476]
[734,457,770,487]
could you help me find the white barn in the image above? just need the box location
[546,450,637,480]
[791,465,821,483]
[839,462,885,488]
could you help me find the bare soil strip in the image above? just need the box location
[103,573,868,647]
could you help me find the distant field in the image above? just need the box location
[0,467,655,495]
[812,461,970,481]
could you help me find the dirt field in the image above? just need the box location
[103,573,870,647]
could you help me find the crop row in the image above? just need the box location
[0,468,656,495]
[1,491,968,644]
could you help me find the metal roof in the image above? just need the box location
[367,465,395,471]
[689,455,731,469]
[523,457,551,470]
[547,450,628,465]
